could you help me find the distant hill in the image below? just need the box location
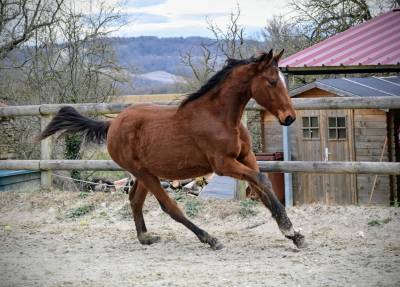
[136,71,185,84]
[109,36,216,76]
[109,36,263,94]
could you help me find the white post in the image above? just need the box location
[283,126,293,207]
[283,73,293,207]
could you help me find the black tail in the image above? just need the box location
[38,106,110,144]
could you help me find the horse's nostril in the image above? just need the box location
[284,115,295,126]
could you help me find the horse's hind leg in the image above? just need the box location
[129,180,160,245]
[138,172,223,250]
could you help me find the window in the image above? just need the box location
[328,117,346,140]
[302,116,319,139]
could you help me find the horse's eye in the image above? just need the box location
[267,79,277,87]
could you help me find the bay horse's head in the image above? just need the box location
[250,49,296,126]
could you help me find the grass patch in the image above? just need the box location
[173,191,185,202]
[185,199,201,218]
[368,217,392,227]
[78,192,90,199]
[239,199,258,218]
[67,204,95,218]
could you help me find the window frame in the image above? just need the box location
[301,116,320,141]
[328,116,347,141]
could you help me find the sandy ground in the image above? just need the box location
[0,190,399,287]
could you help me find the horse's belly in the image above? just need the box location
[142,139,212,180]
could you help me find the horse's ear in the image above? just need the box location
[274,49,285,62]
[256,49,273,71]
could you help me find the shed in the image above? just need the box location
[262,76,400,205]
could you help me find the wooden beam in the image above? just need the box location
[257,161,400,175]
[38,103,132,115]
[39,160,121,170]
[0,105,40,117]
[0,160,40,170]
[40,115,52,189]
[1,160,400,175]
[2,97,400,117]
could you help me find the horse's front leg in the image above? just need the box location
[211,155,306,248]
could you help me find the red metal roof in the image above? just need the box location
[280,9,400,68]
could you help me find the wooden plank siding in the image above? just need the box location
[354,109,390,204]
[262,112,283,153]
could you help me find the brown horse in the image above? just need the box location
[39,49,306,250]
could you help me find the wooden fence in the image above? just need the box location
[1,96,400,117]
[1,96,400,205]
[1,160,399,175]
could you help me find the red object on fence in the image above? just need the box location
[254,152,285,204]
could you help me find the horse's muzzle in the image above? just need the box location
[282,115,295,126]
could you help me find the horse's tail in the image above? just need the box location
[37,106,110,144]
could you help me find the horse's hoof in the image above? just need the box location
[209,237,224,250]
[138,233,161,245]
[291,231,307,249]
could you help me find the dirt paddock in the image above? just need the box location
[0,190,399,287]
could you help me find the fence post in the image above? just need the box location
[40,114,52,189]
[283,73,293,207]
[234,111,249,200]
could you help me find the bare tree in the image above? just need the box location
[180,43,218,91]
[206,5,247,59]
[0,0,126,163]
[288,0,399,43]
[263,15,310,56]
[0,0,64,59]
[181,5,258,91]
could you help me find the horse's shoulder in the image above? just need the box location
[238,123,251,141]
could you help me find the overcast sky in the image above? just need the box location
[108,0,290,38]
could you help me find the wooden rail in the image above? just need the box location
[1,160,400,175]
[1,96,400,117]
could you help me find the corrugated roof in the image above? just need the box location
[291,76,400,97]
[280,9,400,68]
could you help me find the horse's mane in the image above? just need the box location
[179,55,261,108]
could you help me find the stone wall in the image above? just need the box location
[0,116,40,160]
[0,117,17,159]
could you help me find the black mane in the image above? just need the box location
[179,56,257,107]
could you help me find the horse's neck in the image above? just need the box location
[214,84,251,126]
[185,83,251,128]
[183,66,253,127]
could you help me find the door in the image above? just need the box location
[322,110,356,204]
[294,109,355,204]
[295,110,324,203]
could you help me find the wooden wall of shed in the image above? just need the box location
[262,111,283,153]
[354,109,391,205]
